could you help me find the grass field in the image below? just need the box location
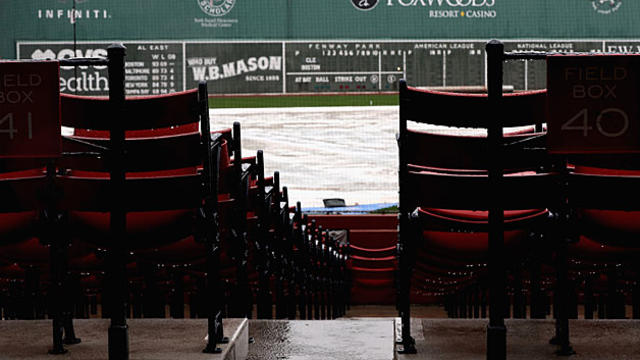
[208,93,398,108]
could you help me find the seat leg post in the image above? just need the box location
[597,293,606,319]
[486,202,507,360]
[307,284,314,320]
[326,282,333,320]
[481,287,487,319]
[108,323,129,360]
[203,242,224,354]
[551,241,575,356]
[486,39,507,360]
[320,285,327,320]
[474,286,481,318]
[62,270,81,345]
[299,284,307,320]
[584,276,594,320]
[258,271,272,319]
[106,245,130,360]
[397,214,417,354]
[460,291,468,318]
[513,268,525,319]
[530,257,545,319]
[290,281,299,320]
[63,311,81,345]
[313,283,320,320]
[633,266,640,319]
[49,316,67,355]
[607,267,622,319]
[48,242,67,355]
[106,42,130,360]
[469,289,475,319]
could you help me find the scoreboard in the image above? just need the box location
[16,40,637,96]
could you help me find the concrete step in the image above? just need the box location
[397,318,640,360]
[309,214,398,230]
[0,318,248,360]
[247,318,395,360]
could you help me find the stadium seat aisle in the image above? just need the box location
[4,36,640,360]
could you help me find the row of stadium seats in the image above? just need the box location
[309,214,398,306]
[396,77,640,354]
[0,46,348,356]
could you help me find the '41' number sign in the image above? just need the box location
[0,61,61,158]
[547,55,640,153]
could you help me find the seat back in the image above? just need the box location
[398,80,553,214]
[563,151,640,219]
[61,90,201,131]
[58,83,219,213]
[399,85,546,129]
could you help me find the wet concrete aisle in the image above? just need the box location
[247,319,394,360]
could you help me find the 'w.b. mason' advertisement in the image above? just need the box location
[186,43,283,94]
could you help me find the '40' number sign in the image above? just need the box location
[0,61,61,158]
[547,55,640,154]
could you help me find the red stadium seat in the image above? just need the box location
[58,82,226,352]
[397,80,552,351]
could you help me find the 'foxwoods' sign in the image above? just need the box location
[351,0,498,18]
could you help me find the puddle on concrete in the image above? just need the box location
[247,321,292,360]
[247,319,393,360]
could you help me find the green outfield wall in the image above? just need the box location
[3,0,639,95]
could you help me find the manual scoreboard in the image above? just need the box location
[16,40,638,96]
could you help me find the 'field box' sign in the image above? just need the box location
[0,61,61,158]
[547,55,640,153]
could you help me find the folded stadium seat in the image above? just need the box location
[0,262,26,319]
[405,135,551,262]
[248,147,347,321]
[133,138,233,265]
[348,229,397,249]
[307,220,398,308]
[58,83,228,353]
[57,154,205,320]
[350,255,396,269]
[347,228,397,294]
[349,265,395,305]
[570,160,640,240]
[0,163,96,331]
[132,128,237,318]
[418,208,548,262]
[268,182,296,320]
[295,217,346,320]
[349,244,396,258]
[0,237,90,267]
[150,121,257,319]
[0,168,46,254]
[396,81,554,352]
[564,155,640,319]
[217,123,256,319]
[252,152,278,319]
[67,107,236,314]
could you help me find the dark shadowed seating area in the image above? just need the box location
[0,45,348,359]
